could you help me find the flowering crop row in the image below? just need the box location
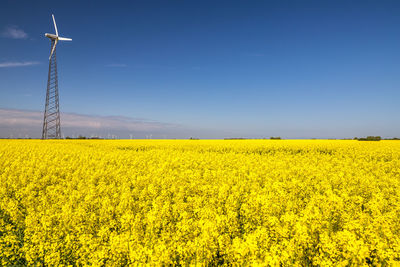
[0,140,399,265]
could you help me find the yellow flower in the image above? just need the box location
[0,139,399,265]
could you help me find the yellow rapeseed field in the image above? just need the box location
[1,139,400,265]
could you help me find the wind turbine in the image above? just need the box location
[42,14,72,139]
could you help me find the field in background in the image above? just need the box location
[1,140,400,265]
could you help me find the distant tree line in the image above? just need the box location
[65,136,103,140]
[354,136,382,141]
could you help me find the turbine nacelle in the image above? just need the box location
[45,14,72,59]
[45,33,58,39]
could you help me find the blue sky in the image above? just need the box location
[1,0,400,138]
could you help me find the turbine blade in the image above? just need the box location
[58,37,72,41]
[49,40,58,60]
[52,14,58,36]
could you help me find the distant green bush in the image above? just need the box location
[355,136,381,141]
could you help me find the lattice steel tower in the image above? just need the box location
[42,14,72,139]
[42,40,61,139]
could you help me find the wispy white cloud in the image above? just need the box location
[133,64,176,70]
[0,109,172,130]
[0,108,196,138]
[61,113,171,131]
[2,25,28,39]
[0,61,40,68]
[106,63,127,67]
